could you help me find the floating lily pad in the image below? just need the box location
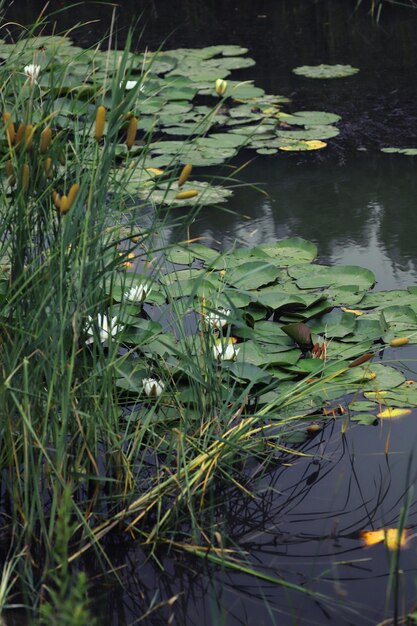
[292,64,359,79]
[381,147,417,156]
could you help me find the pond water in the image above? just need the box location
[4,1,417,624]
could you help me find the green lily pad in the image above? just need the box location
[289,264,376,290]
[292,64,359,79]
[381,147,417,156]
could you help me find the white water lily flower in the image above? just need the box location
[85,314,121,345]
[120,80,146,91]
[204,307,231,329]
[213,341,239,361]
[24,64,41,85]
[142,377,165,397]
[124,283,151,303]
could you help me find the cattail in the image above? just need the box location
[21,163,29,191]
[67,183,80,209]
[125,115,138,149]
[175,189,199,200]
[95,105,106,141]
[3,112,16,144]
[52,190,61,210]
[44,157,53,178]
[60,195,70,215]
[349,352,374,368]
[59,152,66,166]
[5,160,14,179]
[5,160,15,186]
[389,337,409,347]
[15,123,25,149]
[40,126,52,153]
[23,124,34,151]
[178,163,192,188]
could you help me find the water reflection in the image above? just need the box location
[185,152,417,290]
[89,416,417,626]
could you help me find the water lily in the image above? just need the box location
[215,78,227,96]
[120,80,146,91]
[124,283,151,304]
[204,306,231,329]
[24,64,40,85]
[142,377,165,397]
[213,340,239,361]
[85,314,121,345]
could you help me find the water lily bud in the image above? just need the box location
[215,79,227,96]
[3,112,16,144]
[125,115,138,149]
[142,377,165,398]
[95,105,106,141]
[67,183,80,209]
[178,163,192,188]
[40,126,52,153]
[175,189,199,200]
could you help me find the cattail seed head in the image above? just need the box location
[44,157,53,178]
[15,123,25,149]
[60,195,70,215]
[52,190,61,209]
[40,126,52,153]
[67,183,80,209]
[178,163,192,188]
[95,105,106,141]
[125,115,138,149]
[3,112,16,144]
[175,189,199,200]
[21,163,29,191]
[23,124,34,151]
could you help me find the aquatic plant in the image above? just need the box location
[0,12,416,626]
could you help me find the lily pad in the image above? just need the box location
[292,64,359,79]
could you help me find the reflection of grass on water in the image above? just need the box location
[1,11,417,626]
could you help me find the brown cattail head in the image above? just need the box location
[5,160,15,186]
[60,195,70,215]
[15,123,26,149]
[125,115,138,149]
[23,124,34,151]
[178,163,192,188]
[44,157,53,178]
[3,112,16,144]
[52,190,61,210]
[67,183,80,209]
[95,105,106,141]
[40,126,52,153]
[21,163,30,191]
[175,189,199,200]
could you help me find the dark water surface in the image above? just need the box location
[4,1,417,625]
